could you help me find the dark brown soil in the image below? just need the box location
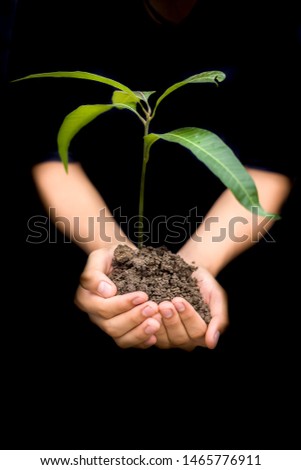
[109,244,211,324]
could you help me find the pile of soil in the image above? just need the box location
[109,244,211,324]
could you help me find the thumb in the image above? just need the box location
[205,310,229,349]
[80,248,117,298]
[204,282,228,349]
[96,277,117,298]
[205,316,221,349]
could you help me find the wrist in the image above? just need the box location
[177,243,222,277]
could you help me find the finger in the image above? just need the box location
[137,313,163,348]
[205,289,229,349]
[87,314,158,349]
[142,335,158,348]
[89,315,159,349]
[153,322,171,349]
[100,301,159,337]
[79,248,117,297]
[114,317,161,349]
[159,301,189,346]
[74,284,149,318]
[172,297,207,340]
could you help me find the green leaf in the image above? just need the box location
[133,90,156,104]
[145,127,279,219]
[152,70,226,116]
[58,103,139,171]
[143,133,160,164]
[12,70,138,101]
[112,90,138,110]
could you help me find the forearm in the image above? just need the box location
[178,168,293,276]
[32,161,134,254]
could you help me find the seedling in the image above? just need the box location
[14,70,277,248]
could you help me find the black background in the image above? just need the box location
[1,0,301,450]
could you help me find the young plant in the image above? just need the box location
[14,70,278,248]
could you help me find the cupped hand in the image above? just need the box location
[155,266,228,351]
[74,245,161,348]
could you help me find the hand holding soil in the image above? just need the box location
[109,244,211,324]
[75,244,228,349]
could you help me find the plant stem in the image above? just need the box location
[138,121,150,249]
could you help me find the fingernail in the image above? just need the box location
[144,325,157,335]
[162,309,173,319]
[174,302,185,313]
[132,295,147,306]
[213,331,220,347]
[153,313,162,324]
[142,305,154,317]
[97,281,114,296]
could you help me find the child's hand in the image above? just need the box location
[155,266,228,351]
[74,246,161,348]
